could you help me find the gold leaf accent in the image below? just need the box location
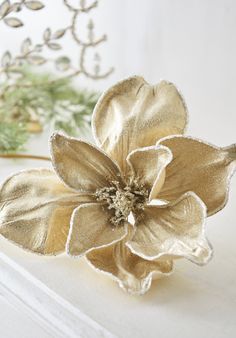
[55,56,71,71]
[53,29,66,39]
[0,0,10,19]
[43,27,51,41]
[4,17,23,28]
[1,51,11,67]
[25,1,45,11]
[48,42,61,50]
[21,38,32,54]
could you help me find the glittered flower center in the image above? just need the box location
[95,180,149,226]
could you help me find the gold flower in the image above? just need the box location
[0,76,235,295]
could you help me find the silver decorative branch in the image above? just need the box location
[0,0,113,98]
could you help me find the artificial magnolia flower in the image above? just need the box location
[0,76,235,295]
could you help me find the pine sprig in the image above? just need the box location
[0,68,99,152]
[0,122,28,153]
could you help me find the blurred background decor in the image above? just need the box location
[0,2,236,337]
[0,0,113,153]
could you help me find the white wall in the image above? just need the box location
[0,0,235,145]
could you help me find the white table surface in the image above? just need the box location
[0,131,236,338]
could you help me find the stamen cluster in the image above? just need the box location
[95,180,149,226]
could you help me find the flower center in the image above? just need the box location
[95,180,149,226]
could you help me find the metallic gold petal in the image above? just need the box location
[92,76,188,175]
[127,192,212,265]
[86,224,173,295]
[66,203,128,257]
[50,133,123,192]
[157,136,236,216]
[0,169,93,255]
[126,145,172,199]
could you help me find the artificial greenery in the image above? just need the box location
[0,122,28,153]
[0,68,99,152]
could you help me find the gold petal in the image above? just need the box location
[0,169,93,255]
[127,192,212,265]
[66,203,128,257]
[158,136,236,216]
[50,133,123,192]
[126,145,172,199]
[86,225,173,295]
[92,76,188,175]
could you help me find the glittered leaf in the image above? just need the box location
[43,27,51,41]
[53,29,66,39]
[25,1,44,10]
[48,42,61,50]
[55,56,71,71]
[1,51,11,67]
[0,0,10,18]
[4,17,24,28]
[21,38,32,54]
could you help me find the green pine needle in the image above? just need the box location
[0,123,29,153]
[0,68,100,152]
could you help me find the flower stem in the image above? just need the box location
[0,154,51,161]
